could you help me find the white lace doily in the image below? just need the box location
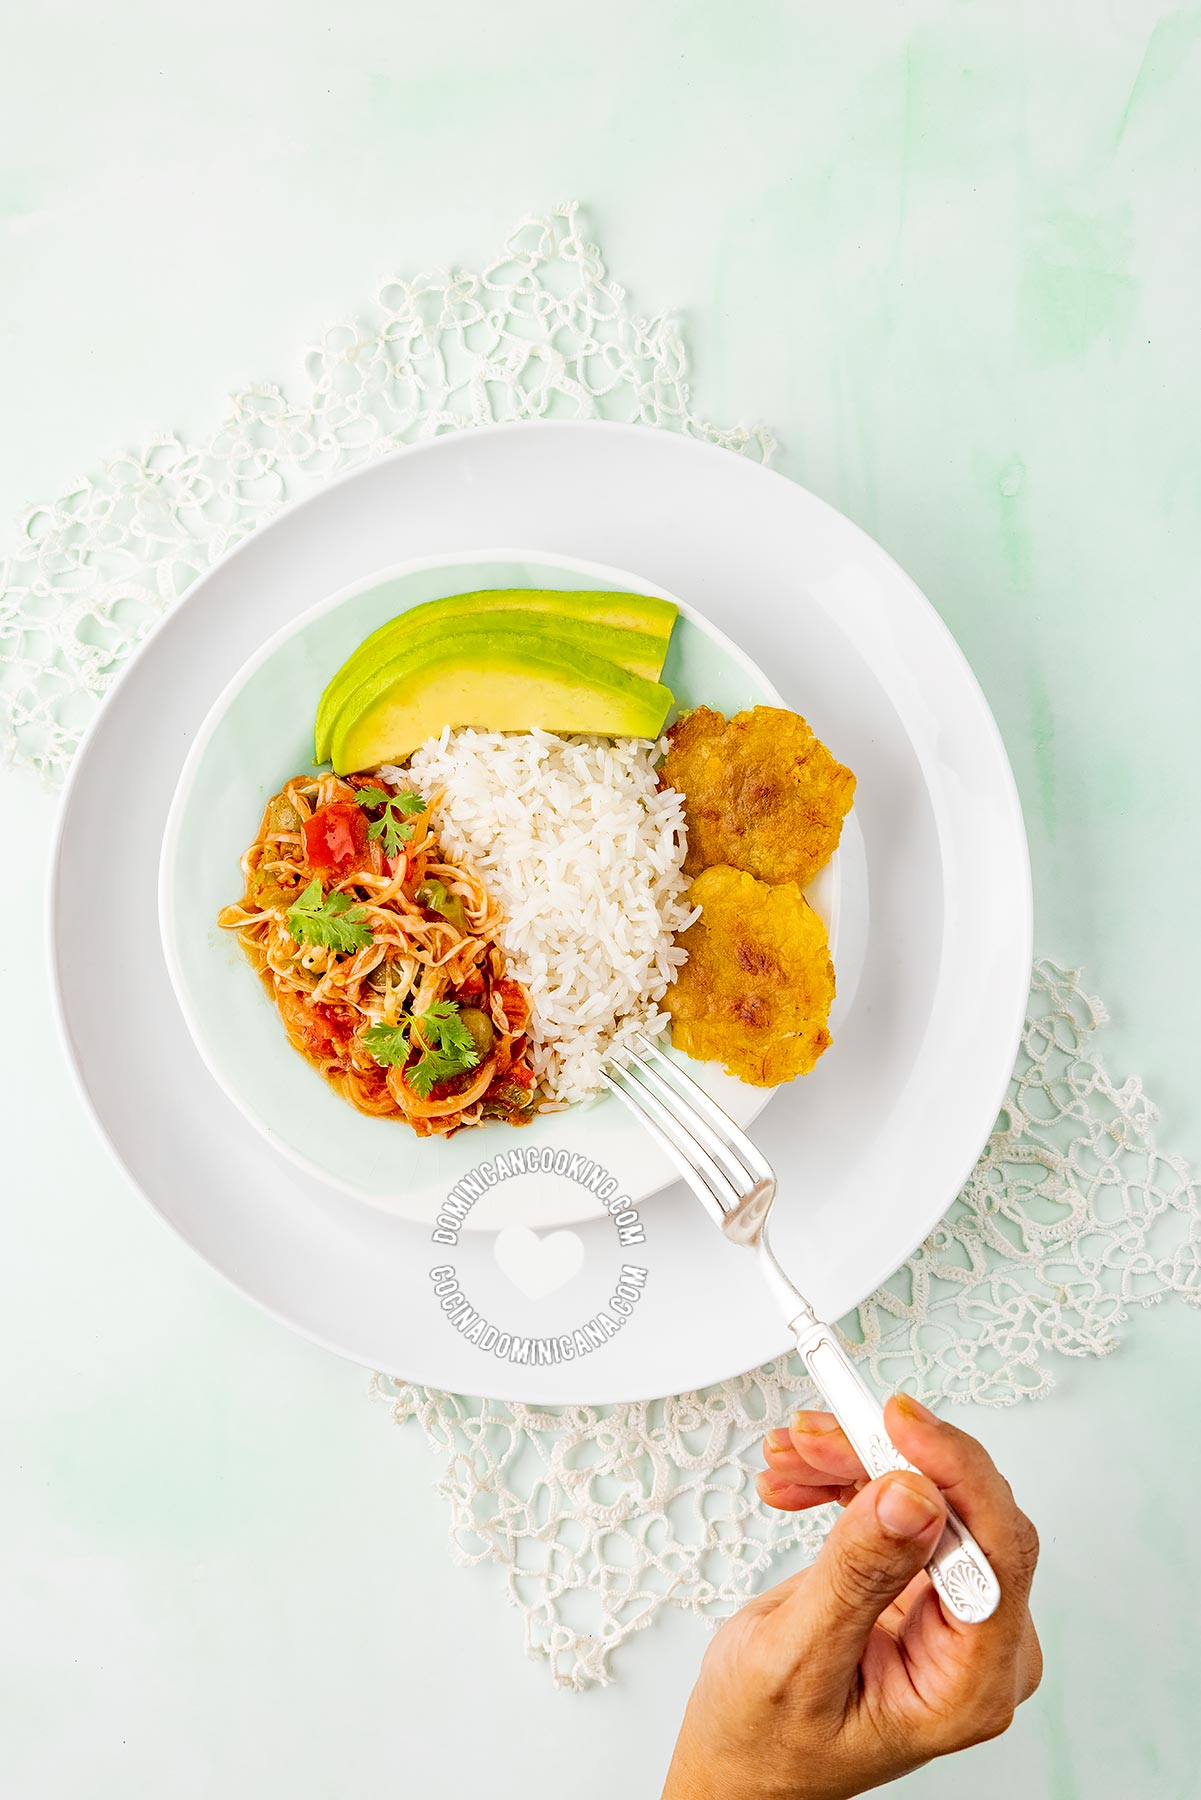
[5,203,1197,1691]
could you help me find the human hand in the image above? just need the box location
[661,1395,1041,1800]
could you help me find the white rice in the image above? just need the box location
[386,730,697,1105]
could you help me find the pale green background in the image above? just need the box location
[3,2,1200,1795]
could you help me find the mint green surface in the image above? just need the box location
[3,2,1200,1794]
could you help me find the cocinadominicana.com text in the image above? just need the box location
[428,1264,648,1361]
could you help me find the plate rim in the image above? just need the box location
[48,419,1032,1402]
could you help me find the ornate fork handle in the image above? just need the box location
[791,1312,1001,1625]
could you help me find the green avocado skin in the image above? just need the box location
[314,588,677,761]
[329,622,674,774]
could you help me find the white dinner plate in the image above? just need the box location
[50,421,1031,1403]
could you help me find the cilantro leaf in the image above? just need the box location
[406,998,481,1096]
[355,787,426,860]
[404,1049,461,1098]
[420,997,477,1051]
[361,997,483,1092]
[286,878,374,953]
[361,1021,411,1067]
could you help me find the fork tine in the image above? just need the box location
[628,1032,775,1186]
[601,1063,743,1227]
[609,1040,759,1195]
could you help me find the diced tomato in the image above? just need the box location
[312,1002,355,1050]
[302,802,367,875]
[293,1001,353,1062]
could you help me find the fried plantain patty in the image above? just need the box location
[662,705,855,887]
[665,865,835,1086]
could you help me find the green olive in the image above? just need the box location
[457,1007,495,1057]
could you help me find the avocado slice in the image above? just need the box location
[314,588,677,762]
[329,625,674,773]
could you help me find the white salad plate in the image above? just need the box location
[50,421,1031,1403]
[158,547,839,1227]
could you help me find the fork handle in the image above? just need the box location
[790,1313,1001,1625]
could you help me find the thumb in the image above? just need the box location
[774,1472,947,1697]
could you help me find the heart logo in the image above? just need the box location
[493,1225,585,1300]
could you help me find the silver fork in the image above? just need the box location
[602,1032,1001,1625]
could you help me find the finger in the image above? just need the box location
[763,1428,856,1488]
[761,1422,866,1512]
[756,1469,847,1512]
[885,1394,1041,1625]
[767,1471,948,1700]
[785,1411,868,1483]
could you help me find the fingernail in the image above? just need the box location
[876,1476,942,1539]
[894,1392,936,1423]
[765,1428,793,1454]
[792,1410,838,1435]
